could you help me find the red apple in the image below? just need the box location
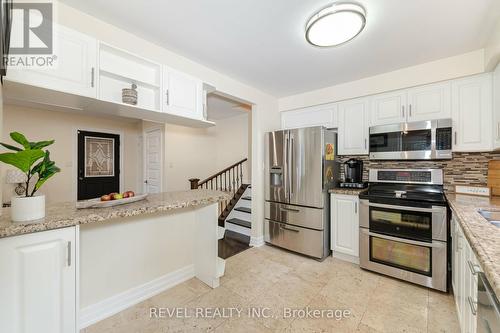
[125,191,135,198]
[100,194,111,201]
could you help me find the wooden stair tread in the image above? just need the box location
[241,196,251,201]
[226,218,251,229]
[234,207,251,213]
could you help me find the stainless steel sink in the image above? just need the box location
[477,209,500,228]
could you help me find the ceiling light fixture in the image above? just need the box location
[305,2,366,47]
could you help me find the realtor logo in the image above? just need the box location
[10,2,53,54]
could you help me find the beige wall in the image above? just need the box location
[278,50,486,111]
[2,105,142,204]
[485,18,500,70]
[142,112,251,192]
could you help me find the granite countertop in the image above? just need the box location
[446,193,500,299]
[0,189,230,239]
[329,187,368,196]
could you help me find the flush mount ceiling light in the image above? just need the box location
[305,2,366,47]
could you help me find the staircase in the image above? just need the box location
[223,185,252,237]
[188,158,251,242]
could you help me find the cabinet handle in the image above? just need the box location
[454,132,457,145]
[467,260,481,275]
[166,89,170,105]
[497,123,500,139]
[66,241,72,267]
[467,296,477,316]
[364,138,367,150]
[402,105,405,118]
[355,202,358,214]
[409,104,412,117]
[91,67,95,88]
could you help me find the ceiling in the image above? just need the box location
[59,0,500,97]
[207,94,250,120]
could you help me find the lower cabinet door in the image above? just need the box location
[0,227,76,333]
[330,194,359,258]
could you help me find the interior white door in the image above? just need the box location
[6,24,97,97]
[331,195,359,258]
[452,74,493,152]
[144,129,163,194]
[0,227,76,333]
[338,97,369,155]
[164,68,202,119]
[406,82,451,122]
[370,90,407,125]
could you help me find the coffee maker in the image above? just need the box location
[340,159,367,189]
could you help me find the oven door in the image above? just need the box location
[359,228,447,291]
[359,200,447,242]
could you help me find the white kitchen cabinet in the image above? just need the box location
[407,81,451,122]
[0,227,76,333]
[163,67,203,120]
[338,97,370,155]
[330,194,359,263]
[6,24,97,98]
[370,90,407,125]
[493,63,500,149]
[452,74,493,152]
[452,215,479,333]
[281,104,338,129]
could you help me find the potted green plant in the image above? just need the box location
[0,132,60,222]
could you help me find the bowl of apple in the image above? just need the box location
[76,191,148,209]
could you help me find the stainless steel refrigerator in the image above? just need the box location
[264,126,339,260]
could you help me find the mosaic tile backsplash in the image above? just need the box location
[338,152,500,191]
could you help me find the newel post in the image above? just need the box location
[189,178,200,189]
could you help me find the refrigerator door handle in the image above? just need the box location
[284,132,289,199]
[289,134,294,197]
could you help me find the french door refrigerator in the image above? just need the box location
[264,126,339,260]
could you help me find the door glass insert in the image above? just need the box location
[402,129,432,151]
[370,236,432,276]
[369,132,401,152]
[369,207,432,241]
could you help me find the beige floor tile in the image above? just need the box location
[428,290,461,333]
[83,246,461,333]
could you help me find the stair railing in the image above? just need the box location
[189,158,247,217]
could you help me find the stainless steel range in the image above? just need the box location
[359,169,448,292]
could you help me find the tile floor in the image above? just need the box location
[82,245,460,333]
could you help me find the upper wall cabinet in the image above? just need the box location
[370,82,451,126]
[163,67,203,120]
[406,81,451,122]
[281,104,338,129]
[98,43,162,111]
[452,74,493,152]
[370,90,407,126]
[338,97,370,155]
[493,64,500,149]
[6,24,97,98]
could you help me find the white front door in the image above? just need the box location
[144,129,163,194]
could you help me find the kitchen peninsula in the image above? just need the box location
[0,189,229,332]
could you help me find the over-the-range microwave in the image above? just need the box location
[369,119,452,160]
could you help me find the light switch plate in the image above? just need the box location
[454,185,491,197]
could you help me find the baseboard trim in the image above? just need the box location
[79,265,195,329]
[332,251,360,265]
[250,235,265,247]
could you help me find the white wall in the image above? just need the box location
[2,105,142,204]
[278,50,486,111]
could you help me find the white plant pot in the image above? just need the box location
[11,195,46,222]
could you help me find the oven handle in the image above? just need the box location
[365,201,445,213]
[362,229,445,248]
